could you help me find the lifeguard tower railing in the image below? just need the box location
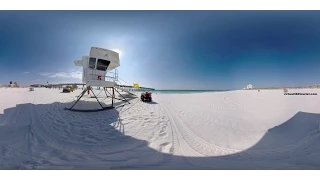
[87,67,118,83]
[88,68,154,93]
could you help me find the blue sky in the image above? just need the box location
[1,11,320,90]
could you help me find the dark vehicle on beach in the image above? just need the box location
[141,92,152,102]
[62,86,74,93]
[63,87,71,93]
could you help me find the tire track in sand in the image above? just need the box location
[159,96,320,168]
[4,96,41,169]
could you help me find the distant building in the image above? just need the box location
[246,84,253,89]
[30,84,43,87]
[9,81,18,87]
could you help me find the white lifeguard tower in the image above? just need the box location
[66,47,130,112]
[74,47,120,87]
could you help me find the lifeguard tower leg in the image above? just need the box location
[105,87,128,102]
[104,87,112,98]
[69,89,87,110]
[89,88,105,109]
[112,88,115,107]
[114,88,131,104]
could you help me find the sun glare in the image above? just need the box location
[112,49,121,55]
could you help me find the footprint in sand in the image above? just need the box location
[159,131,166,137]
[55,120,65,125]
[158,142,173,153]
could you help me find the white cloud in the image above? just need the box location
[48,80,80,84]
[38,70,82,80]
[37,72,51,76]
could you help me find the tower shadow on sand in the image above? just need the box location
[0,100,320,170]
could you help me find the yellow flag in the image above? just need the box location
[133,83,140,88]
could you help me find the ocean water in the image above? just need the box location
[138,90,229,94]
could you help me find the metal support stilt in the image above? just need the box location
[104,87,112,97]
[69,89,87,110]
[90,88,104,109]
[114,88,131,104]
[65,86,114,112]
[112,87,115,107]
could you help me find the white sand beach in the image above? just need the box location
[0,88,320,169]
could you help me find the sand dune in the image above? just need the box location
[0,88,320,169]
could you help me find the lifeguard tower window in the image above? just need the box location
[89,57,96,69]
[96,59,110,71]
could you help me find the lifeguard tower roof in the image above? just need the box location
[74,47,120,71]
[90,47,120,70]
